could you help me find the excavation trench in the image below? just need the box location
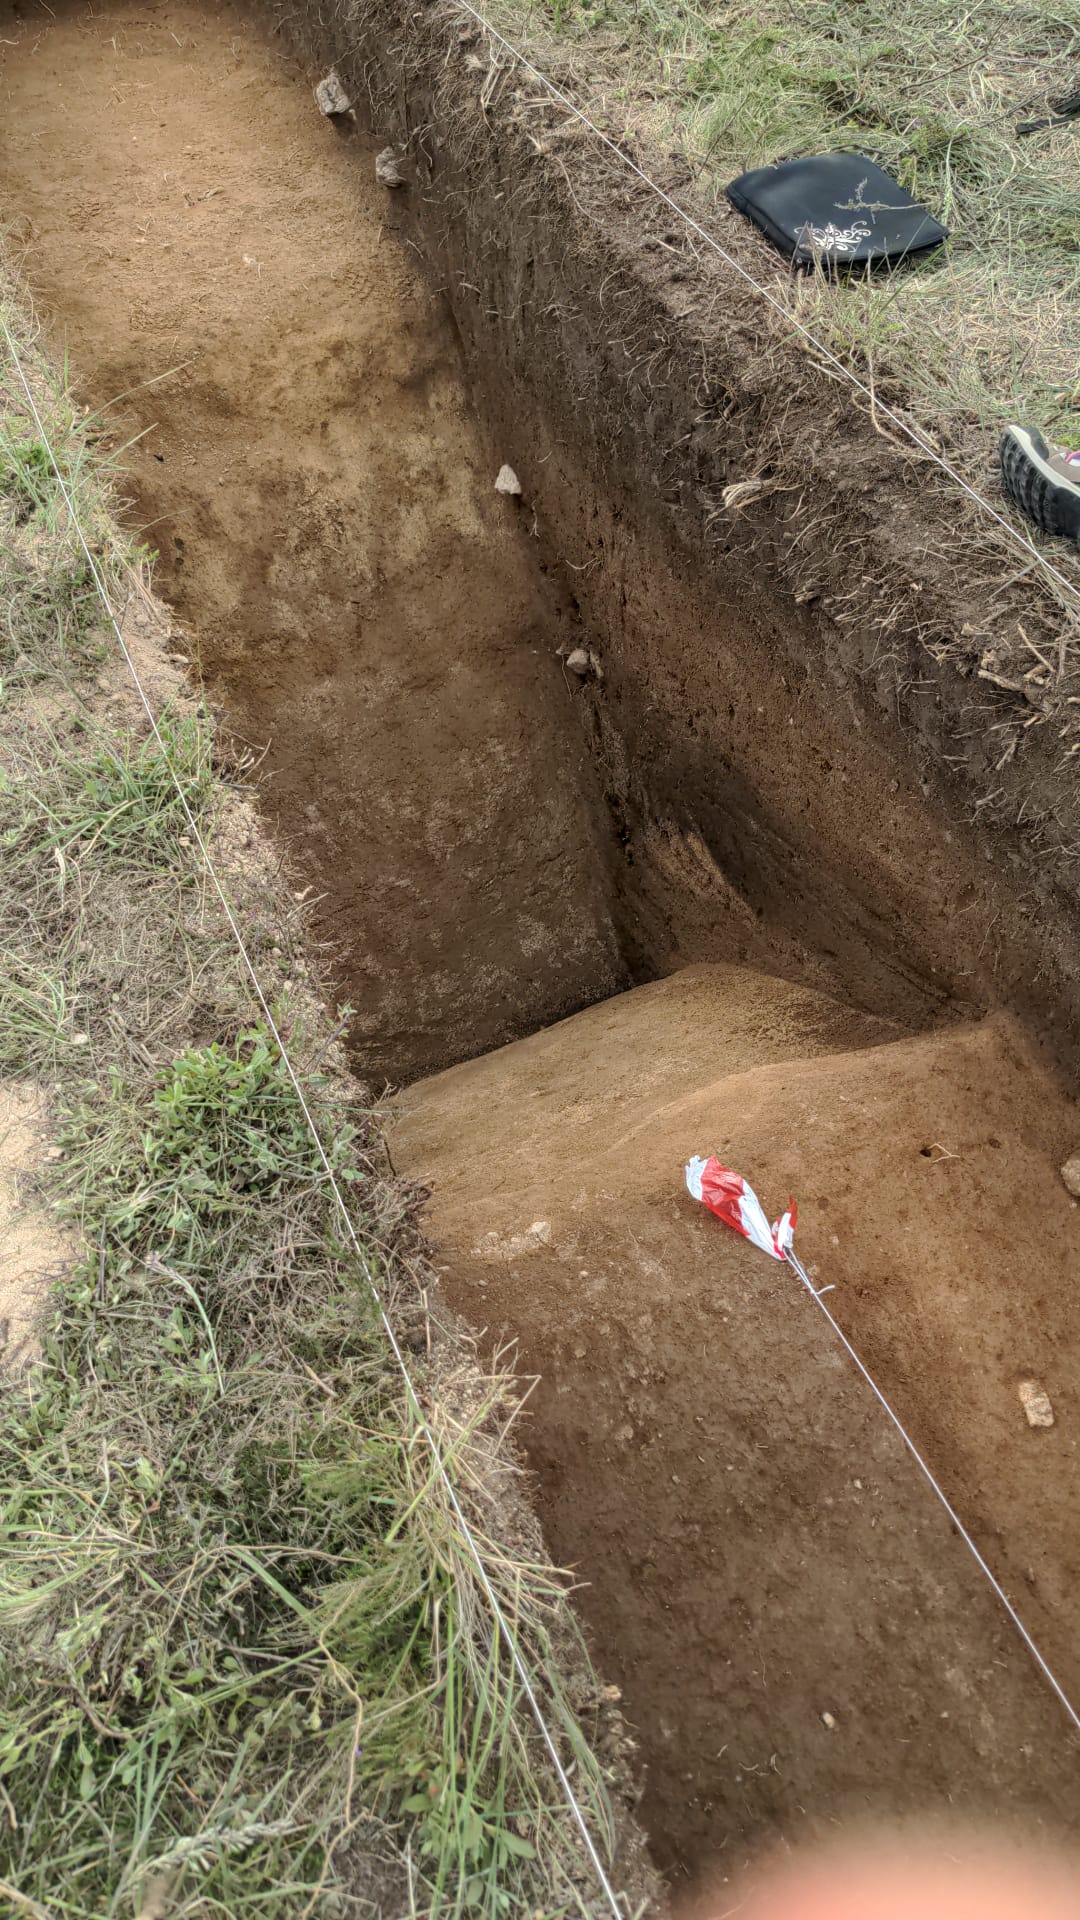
[4,0,1080,1898]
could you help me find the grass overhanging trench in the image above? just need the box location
[484,0,1080,456]
[0,272,626,1919]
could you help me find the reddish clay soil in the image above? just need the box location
[394,966,1080,1891]
[0,0,626,1086]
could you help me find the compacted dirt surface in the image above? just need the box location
[5,0,1080,1905]
[0,0,627,1085]
[0,1086,71,1376]
[394,968,1080,1888]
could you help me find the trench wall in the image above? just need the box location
[274,0,1080,1064]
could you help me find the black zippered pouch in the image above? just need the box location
[726,151,948,268]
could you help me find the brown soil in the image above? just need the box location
[281,0,1080,1075]
[394,968,1080,1890]
[0,0,627,1086]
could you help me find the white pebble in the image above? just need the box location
[1019,1380,1054,1428]
[314,70,351,116]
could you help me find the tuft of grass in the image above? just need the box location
[1,294,125,681]
[0,428,62,521]
[0,270,631,1915]
[1,712,215,878]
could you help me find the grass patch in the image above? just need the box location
[0,298,132,683]
[0,272,630,1915]
[2,713,214,873]
[0,428,63,520]
[489,0,1080,450]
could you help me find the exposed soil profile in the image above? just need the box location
[279,0,1080,1082]
[4,0,1080,1905]
[8,0,1079,1100]
[0,0,628,1087]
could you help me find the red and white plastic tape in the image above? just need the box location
[685,1155,797,1261]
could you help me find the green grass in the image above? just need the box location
[490,0,1080,450]
[2,1037,607,1916]
[0,275,626,1916]
[0,370,115,681]
[0,430,61,517]
[2,713,214,873]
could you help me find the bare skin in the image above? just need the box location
[683,1837,1080,1920]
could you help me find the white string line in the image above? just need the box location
[785,1248,1080,1738]
[448,0,1080,615]
[0,315,625,1920]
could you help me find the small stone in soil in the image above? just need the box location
[375,146,406,187]
[1018,1380,1054,1427]
[314,70,351,116]
[565,647,591,676]
[1060,1153,1080,1197]
[494,463,521,495]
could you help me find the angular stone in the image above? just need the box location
[314,70,351,117]
[375,146,406,188]
[1019,1380,1054,1428]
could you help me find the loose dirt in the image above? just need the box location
[0,1085,71,1376]
[0,0,626,1087]
[394,967,1080,1887]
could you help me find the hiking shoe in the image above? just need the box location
[1000,425,1080,543]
